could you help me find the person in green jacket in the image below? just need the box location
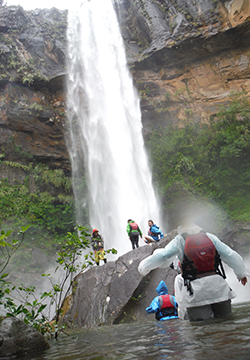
[127,219,143,250]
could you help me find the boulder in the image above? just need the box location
[0,317,50,358]
[63,233,178,328]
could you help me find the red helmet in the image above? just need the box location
[92,229,98,234]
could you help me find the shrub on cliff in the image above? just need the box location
[0,163,78,238]
[147,91,250,223]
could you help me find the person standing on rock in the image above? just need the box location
[138,222,249,321]
[91,229,107,266]
[144,220,163,244]
[127,219,143,250]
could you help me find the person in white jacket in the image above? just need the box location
[138,223,249,321]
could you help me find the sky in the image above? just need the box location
[5,0,69,10]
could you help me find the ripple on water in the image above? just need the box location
[16,302,250,360]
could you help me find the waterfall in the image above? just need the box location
[66,0,161,256]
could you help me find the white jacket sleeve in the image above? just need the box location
[207,232,250,280]
[138,236,182,276]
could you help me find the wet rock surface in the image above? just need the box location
[0,317,50,358]
[63,233,181,328]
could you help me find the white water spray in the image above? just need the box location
[66,0,161,256]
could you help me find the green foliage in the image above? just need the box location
[0,225,117,339]
[0,226,30,309]
[139,87,150,99]
[9,137,33,159]
[0,225,31,275]
[0,162,76,235]
[147,91,250,221]
[2,290,50,335]
[32,164,71,189]
[22,72,35,86]
[0,225,91,337]
[165,91,171,101]
[0,180,75,234]
[28,103,44,113]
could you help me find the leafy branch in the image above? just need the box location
[0,224,117,340]
[0,225,30,275]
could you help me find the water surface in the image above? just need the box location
[20,302,250,360]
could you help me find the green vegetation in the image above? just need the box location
[0,225,30,275]
[9,137,33,159]
[147,91,250,222]
[0,162,76,237]
[0,225,117,338]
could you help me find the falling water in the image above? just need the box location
[66,0,161,256]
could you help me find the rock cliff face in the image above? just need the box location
[116,0,250,136]
[1,1,250,172]
[0,6,69,176]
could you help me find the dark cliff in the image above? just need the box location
[116,0,250,135]
[0,6,69,174]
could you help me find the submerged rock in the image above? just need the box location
[0,317,50,358]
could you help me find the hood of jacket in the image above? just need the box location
[156,280,168,296]
[151,224,159,231]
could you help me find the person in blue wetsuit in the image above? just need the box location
[144,220,163,244]
[146,280,178,320]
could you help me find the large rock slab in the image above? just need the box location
[63,233,178,328]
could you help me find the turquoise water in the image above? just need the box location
[19,302,250,360]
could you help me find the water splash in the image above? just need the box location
[66,0,161,256]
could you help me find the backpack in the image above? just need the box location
[181,232,226,295]
[130,222,139,233]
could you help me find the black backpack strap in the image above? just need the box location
[216,256,226,279]
[184,278,193,296]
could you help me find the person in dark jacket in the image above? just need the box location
[127,219,143,250]
[144,220,163,243]
[91,229,107,266]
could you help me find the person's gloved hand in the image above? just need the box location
[146,297,160,313]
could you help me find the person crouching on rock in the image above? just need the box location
[144,220,163,244]
[91,229,107,266]
[146,280,178,320]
